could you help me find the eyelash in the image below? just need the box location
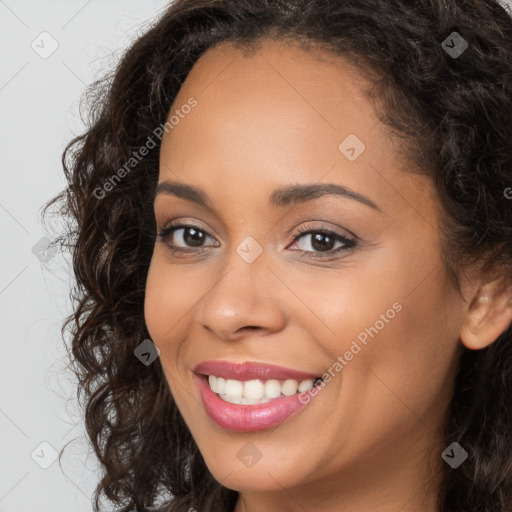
[157,221,357,259]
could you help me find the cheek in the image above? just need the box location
[144,255,187,345]
[144,252,219,360]
[312,240,460,429]
[352,276,459,435]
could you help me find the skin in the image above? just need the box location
[144,39,512,512]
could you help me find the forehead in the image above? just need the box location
[171,39,378,134]
[157,39,425,222]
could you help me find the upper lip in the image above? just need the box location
[194,360,320,381]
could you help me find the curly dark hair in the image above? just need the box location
[42,0,512,511]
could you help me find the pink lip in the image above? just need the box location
[193,360,321,432]
[195,374,316,432]
[194,360,320,381]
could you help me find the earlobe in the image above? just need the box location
[460,275,512,350]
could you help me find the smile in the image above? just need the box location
[194,360,324,432]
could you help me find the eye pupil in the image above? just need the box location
[311,232,335,252]
[184,227,204,247]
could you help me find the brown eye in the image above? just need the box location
[288,224,357,258]
[157,223,218,253]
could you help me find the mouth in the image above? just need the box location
[193,360,324,432]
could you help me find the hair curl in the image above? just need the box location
[43,1,512,511]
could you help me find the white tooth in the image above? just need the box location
[240,397,264,405]
[264,379,281,399]
[243,379,265,400]
[215,376,309,401]
[208,375,218,393]
[281,379,298,396]
[218,391,274,405]
[225,379,243,398]
[298,379,314,392]
[216,377,226,394]
[219,393,239,404]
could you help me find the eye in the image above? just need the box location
[157,222,218,254]
[287,223,357,258]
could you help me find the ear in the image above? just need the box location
[460,271,512,350]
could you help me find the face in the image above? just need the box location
[144,40,466,506]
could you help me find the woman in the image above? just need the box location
[43,0,512,511]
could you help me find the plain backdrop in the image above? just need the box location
[0,1,171,511]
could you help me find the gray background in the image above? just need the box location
[0,1,170,510]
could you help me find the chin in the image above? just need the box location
[200,447,315,492]
[211,466,300,492]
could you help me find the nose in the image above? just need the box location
[197,245,287,341]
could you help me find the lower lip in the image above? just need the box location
[195,374,315,432]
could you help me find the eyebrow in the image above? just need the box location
[155,181,382,212]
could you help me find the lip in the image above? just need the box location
[194,360,320,381]
[195,374,316,432]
